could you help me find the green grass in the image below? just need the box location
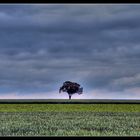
[0,104,139,112]
[0,104,139,136]
[0,112,139,136]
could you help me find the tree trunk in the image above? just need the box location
[69,95,71,100]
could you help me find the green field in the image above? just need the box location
[0,104,139,112]
[0,104,139,136]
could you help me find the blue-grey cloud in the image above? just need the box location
[0,4,140,99]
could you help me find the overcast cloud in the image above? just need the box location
[0,4,140,99]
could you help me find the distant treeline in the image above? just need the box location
[0,99,140,104]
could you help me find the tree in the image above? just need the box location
[59,81,83,99]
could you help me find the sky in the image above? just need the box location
[0,4,140,99]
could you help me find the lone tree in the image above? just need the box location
[59,81,83,99]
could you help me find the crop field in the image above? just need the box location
[0,102,139,136]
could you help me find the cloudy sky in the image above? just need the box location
[0,4,140,99]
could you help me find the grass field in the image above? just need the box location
[0,104,139,112]
[0,103,139,136]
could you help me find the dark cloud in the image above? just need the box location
[0,4,140,98]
